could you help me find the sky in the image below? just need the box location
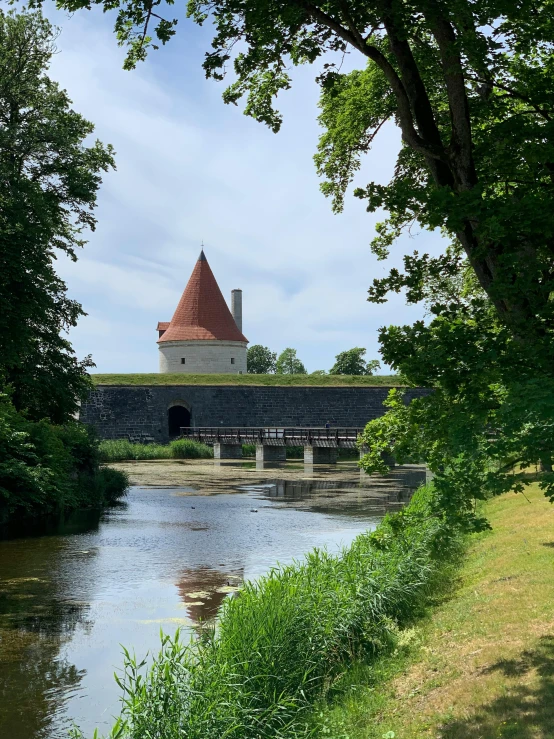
[43,4,446,374]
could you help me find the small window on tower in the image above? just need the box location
[181,358,185,364]
[231,358,235,364]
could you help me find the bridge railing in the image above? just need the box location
[180,427,364,447]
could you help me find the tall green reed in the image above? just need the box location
[98,439,213,462]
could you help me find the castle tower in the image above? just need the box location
[157,250,248,374]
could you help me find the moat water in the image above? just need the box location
[0,460,425,739]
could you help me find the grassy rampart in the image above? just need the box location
[74,484,460,739]
[91,373,405,387]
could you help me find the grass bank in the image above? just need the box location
[76,485,460,739]
[319,483,554,738]
[91,373,405,387]
[98,439,213,462]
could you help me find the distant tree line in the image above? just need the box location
[247,345,381,376]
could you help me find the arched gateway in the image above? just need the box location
[168,404,191,438]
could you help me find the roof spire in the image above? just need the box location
[199,239,206,261]
[158,250,247,344]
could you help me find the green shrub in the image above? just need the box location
[169,438,213,459]
[80,485,460,739]
[75,466,130,508]
[0,393,127,524]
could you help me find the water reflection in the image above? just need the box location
[0,464,426,739]
[0,506,104,541]
[0,509,105,738]
[176,567,243,622]
[242,465,427,518]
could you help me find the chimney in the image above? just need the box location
[231,289,242,333]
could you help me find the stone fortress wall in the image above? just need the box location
[158,340,248,374]
[81,385,431,443]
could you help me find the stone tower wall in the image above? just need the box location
[158,340,247,374]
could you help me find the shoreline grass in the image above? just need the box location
[318,483,554,738]
[90,373,407,387]
[98,438,213,462]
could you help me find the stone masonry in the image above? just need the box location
[80,385,431,444]
[158,339,247,374]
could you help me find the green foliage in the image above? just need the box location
[276,348,307,375]
[330,347,381,376]
[49,0,554,344]
[311,7,554,349]
[98,439,213,462]
[0,8,115,423]
[247,345,277,374]
[75,485,460,739]
[315,59,396,215]
[359,286,554,531]
[92,466,130,506]
[0,393,127,524]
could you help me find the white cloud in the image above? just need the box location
[44,7,446,373]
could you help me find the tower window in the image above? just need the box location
[231,358,235,364]
[181,358,186,364]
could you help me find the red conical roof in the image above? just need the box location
[158,250,247,343]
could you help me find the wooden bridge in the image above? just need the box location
[181,426,363,447]
[180,427,365,463]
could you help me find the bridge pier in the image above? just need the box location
[304,446,337,464]
[213,442,243,460]
[256,444,286,462]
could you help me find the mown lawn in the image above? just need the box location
[320,483,554,738]
[90,373,405,387]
